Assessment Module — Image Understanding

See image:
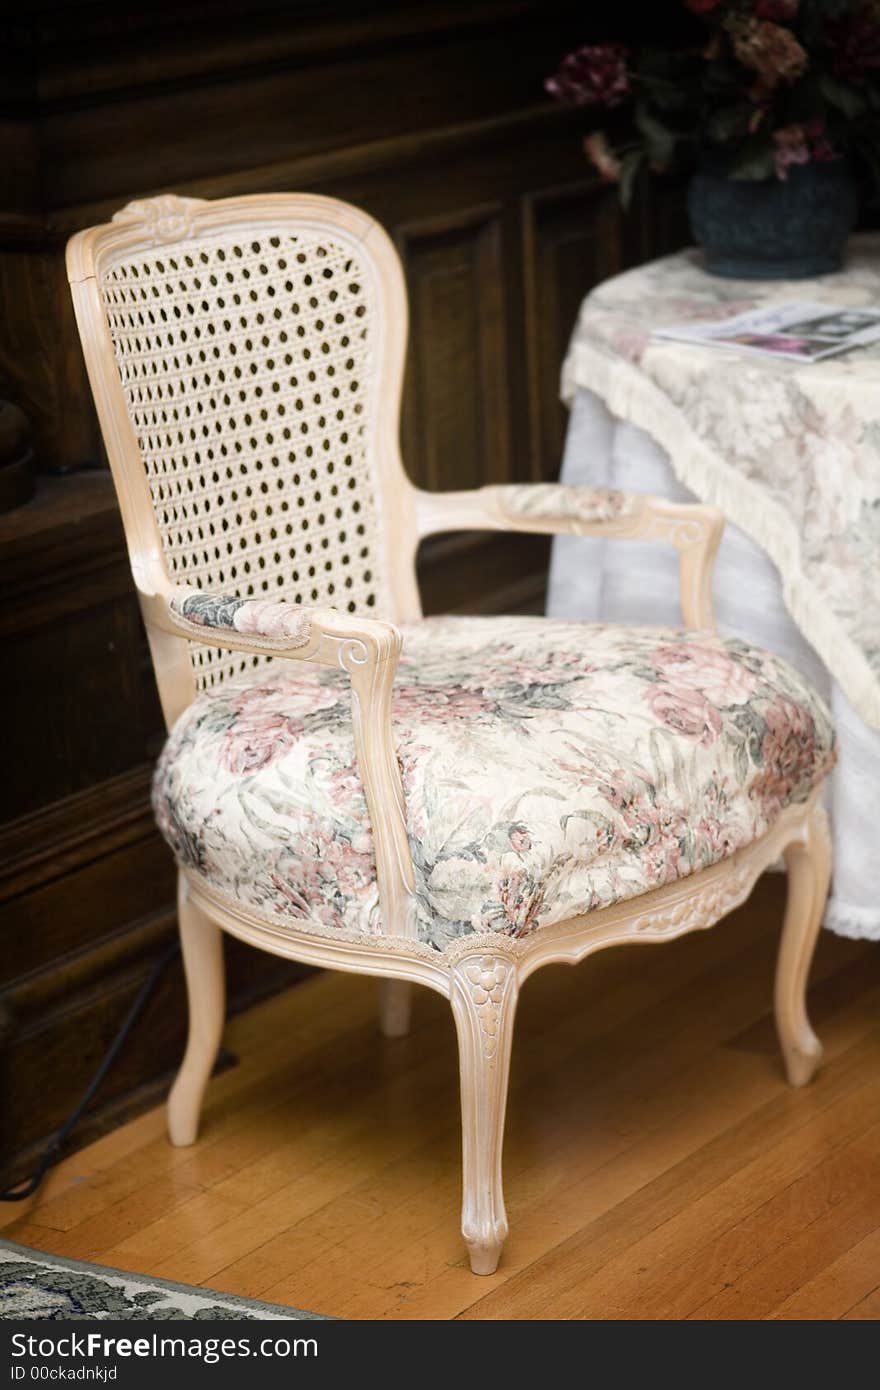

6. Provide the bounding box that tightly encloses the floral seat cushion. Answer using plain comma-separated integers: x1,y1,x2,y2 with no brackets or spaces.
153,616,835,951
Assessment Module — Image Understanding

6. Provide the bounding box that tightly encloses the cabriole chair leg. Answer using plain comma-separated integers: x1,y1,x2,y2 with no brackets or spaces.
775,806,831,1089
167,874,226,1147
451,953,519,1275
378,979,412,1038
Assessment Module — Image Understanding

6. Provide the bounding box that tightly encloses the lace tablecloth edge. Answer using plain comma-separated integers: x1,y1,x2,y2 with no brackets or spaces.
560,340,880,732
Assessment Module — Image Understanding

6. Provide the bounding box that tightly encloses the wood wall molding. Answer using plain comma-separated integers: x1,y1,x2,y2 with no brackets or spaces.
0,214,54,253
0,765,155,903
0,476,122,627
21,2,542,108
52,106,582,231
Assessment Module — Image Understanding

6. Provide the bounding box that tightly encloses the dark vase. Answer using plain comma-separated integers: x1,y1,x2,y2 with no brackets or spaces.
687,162,858,279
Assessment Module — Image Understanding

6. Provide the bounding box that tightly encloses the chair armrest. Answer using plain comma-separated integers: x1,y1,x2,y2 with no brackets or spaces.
413,483,724,630
168,590,316,646
144,585,417,940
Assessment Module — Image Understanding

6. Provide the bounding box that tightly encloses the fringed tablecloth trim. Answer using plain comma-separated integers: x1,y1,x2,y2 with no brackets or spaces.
562,340,880,731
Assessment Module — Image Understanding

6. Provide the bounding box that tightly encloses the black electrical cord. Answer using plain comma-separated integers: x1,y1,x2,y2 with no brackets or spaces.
0,939,181,1202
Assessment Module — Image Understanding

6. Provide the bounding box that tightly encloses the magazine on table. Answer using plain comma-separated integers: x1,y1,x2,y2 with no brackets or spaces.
653,300,880,362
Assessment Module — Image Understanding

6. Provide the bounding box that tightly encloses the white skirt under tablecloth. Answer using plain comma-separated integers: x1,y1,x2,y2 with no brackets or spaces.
548,389,880,940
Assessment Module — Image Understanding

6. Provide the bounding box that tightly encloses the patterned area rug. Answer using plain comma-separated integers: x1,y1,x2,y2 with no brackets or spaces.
0,1240,327,1320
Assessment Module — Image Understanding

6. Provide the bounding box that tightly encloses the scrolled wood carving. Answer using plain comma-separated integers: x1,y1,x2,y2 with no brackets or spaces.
111,194,206,243
629,863,754,936
456,954,517,1060
335,636,370,675
640,513,710,550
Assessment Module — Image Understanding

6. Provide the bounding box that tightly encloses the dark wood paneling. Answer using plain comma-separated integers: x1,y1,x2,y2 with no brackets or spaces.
400,205,509,493
41,35,557,211
418,532,551,619
0,769,168,986
0,245,99,472
0,0,688,1179
0,476,161,819
523,180,626,479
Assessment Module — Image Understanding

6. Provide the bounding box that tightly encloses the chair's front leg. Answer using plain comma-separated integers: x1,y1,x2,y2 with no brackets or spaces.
378,979,412,1037
775,804,831,1088
450,952,519,1275
167,873,226,1146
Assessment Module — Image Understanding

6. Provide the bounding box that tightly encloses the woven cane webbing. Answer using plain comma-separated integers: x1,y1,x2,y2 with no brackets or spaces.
100,227,390,688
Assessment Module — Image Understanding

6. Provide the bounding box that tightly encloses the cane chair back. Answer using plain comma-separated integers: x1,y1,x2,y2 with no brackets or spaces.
67,194,420,698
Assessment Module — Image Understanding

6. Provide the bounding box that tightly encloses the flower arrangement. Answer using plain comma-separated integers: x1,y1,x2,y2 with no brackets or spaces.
546,1,880,204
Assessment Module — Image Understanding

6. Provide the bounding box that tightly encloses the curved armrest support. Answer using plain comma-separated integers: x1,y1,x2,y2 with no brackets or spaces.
144,585,418,940
414,483,723,630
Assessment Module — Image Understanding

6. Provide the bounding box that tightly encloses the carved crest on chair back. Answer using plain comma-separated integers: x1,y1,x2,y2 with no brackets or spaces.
111,194,206,244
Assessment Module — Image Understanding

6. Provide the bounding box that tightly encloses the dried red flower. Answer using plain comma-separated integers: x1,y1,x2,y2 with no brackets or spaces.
583,131,622,182
546,2,878,198
755,0,800,20
772,124,810,178
545,42,630,109
824,7,880,84
773,119,839,178
732,18,808,89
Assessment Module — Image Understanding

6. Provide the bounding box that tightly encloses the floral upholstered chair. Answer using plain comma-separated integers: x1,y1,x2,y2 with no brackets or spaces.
67,194,835,1276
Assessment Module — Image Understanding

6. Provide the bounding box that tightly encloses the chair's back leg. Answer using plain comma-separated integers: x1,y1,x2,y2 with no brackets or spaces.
167,872,226,1146
450,952,519,1275
775,805,831,1089
378,979,412,1037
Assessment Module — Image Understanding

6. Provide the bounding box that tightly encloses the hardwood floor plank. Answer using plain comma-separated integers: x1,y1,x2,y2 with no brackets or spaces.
549,1062,880,1320
770,1224,880,1319
685,1126,880,1320
100,1189,249,1269
8,1176,206,1264
459,1022,880,1320
601,1108,880,1320
841,1284,880,1319
7,881,880,1321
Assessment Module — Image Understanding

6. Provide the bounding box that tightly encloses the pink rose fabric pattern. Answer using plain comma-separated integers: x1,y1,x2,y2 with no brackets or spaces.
153,614,834,951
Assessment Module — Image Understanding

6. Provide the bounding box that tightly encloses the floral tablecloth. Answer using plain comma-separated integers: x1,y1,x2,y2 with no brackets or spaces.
561,235,880,731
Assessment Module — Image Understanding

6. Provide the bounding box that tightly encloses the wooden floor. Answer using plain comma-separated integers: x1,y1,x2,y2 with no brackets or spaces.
4,875,880,1320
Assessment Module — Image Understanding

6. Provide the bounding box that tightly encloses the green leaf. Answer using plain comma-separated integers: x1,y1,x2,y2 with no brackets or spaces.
634,103,676,170
820,73,868,120
618,149,645,210
703,55,747,97
706,103,754,144
636,73,689,112
728,136,776,181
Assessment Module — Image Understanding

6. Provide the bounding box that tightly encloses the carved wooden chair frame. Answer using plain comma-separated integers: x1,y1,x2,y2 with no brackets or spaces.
67,193,830,1276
